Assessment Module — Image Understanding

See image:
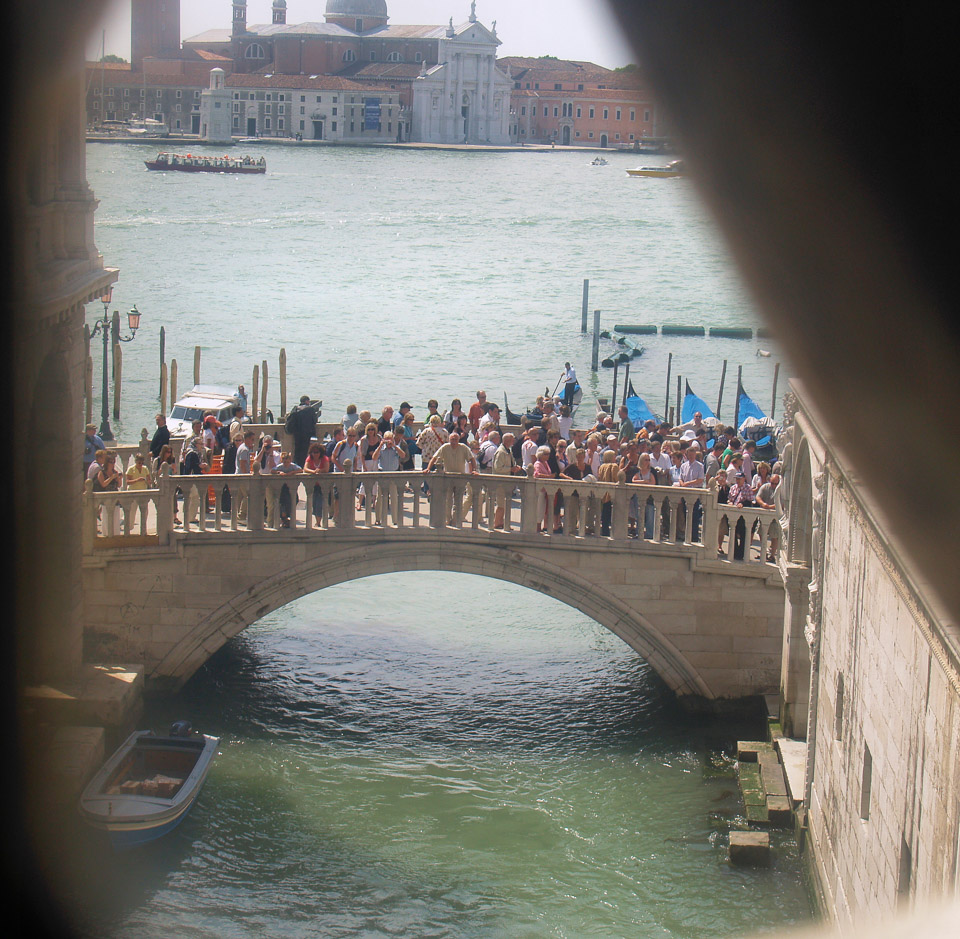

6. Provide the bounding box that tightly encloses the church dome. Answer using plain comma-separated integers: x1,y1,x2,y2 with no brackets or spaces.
324,0,388,17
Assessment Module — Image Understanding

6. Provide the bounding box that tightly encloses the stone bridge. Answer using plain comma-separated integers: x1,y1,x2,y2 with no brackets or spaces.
81,466,784,705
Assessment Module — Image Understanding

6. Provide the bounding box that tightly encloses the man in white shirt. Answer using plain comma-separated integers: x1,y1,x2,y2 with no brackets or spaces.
234,430,255,520
649,434,673,481
562,362,578,408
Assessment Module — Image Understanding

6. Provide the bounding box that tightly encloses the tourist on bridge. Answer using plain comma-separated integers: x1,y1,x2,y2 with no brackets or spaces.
149,414,170,460
332,426,360,473
92,451,122,493
416,414,448,467
376,406,394,436
84,424,104,479
477,403,501,441
423,431,477,525
285,395,318,467
342,404,359,434
275,452,302,528
443,398,466,432
303,442,331,527
468,391,487,432
617,405,635,443
125,452,152,491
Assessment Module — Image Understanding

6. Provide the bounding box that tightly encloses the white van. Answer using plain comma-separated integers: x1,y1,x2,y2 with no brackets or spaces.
167,384,240,437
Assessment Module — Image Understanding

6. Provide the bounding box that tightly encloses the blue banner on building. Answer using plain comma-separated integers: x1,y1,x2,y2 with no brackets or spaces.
364,98,381,129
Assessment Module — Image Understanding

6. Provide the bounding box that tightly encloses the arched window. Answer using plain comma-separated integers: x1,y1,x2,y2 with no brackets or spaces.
415,52,422,63
387,52,401,63
342,49,356,63
245,43,265,60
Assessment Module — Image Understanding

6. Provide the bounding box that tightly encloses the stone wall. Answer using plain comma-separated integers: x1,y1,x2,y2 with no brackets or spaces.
801,412,960,924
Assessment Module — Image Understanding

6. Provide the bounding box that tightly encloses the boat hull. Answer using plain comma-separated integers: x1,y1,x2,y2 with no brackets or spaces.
626,168,683,178
145,161,264,174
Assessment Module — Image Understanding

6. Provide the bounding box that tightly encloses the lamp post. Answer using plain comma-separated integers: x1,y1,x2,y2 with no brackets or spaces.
90,286,141,441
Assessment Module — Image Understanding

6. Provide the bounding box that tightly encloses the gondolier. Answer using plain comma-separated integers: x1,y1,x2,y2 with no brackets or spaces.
562,362,578,408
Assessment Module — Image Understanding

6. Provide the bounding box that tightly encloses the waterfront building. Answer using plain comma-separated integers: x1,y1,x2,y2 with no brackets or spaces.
227,72,405,142
501,57,672,147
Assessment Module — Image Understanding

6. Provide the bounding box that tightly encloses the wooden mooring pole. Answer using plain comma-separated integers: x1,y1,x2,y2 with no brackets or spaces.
591,309,601,371
717,359,727,419
581,279,589,333
664,352,672,419
771,362,781,419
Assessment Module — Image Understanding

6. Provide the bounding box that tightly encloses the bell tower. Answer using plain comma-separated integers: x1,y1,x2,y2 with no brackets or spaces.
273,0,287,26
232,0,248,37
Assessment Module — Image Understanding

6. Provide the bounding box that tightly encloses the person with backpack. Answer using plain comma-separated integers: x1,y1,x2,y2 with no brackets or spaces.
285,395,318,467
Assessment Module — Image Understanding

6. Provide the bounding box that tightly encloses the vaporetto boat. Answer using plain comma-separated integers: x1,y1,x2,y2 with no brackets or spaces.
145,152,266,174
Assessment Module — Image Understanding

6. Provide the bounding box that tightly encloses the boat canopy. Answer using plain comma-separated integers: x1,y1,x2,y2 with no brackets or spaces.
624,382,659,426
680,381,718,426
736,381,777,447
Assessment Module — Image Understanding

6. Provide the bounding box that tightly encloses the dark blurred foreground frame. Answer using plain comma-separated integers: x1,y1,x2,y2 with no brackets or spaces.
4,0,959,933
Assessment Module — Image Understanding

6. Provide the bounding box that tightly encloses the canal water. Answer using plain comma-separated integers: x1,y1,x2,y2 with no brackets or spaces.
74,143,808,938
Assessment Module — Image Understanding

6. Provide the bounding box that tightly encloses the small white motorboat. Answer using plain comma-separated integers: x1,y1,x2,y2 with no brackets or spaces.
79,722,219,850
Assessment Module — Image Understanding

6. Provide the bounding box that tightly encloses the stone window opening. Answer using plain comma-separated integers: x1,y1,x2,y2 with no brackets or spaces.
860,744,873,821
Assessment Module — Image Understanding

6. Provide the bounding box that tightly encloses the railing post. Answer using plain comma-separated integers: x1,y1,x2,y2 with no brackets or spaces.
612,477,628,540
428,468,446,529
82,479,96,552
157,467,174,545
339,460,356,529
248,467,265,532
521,466,538,534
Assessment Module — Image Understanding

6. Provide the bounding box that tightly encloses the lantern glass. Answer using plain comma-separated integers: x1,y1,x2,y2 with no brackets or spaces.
100,285,113,305
127,307,141,332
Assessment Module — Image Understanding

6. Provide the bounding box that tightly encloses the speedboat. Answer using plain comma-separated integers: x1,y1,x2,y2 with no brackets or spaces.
79,722,219,850
591,157,608,166
626,159,685,178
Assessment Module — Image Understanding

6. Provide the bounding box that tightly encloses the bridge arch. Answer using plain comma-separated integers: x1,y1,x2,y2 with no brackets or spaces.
154,542,714,699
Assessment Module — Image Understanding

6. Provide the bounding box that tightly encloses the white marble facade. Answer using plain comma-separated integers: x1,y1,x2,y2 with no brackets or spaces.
411,15,511,145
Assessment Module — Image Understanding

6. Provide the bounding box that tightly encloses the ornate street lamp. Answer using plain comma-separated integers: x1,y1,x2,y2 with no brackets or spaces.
90,287,141,442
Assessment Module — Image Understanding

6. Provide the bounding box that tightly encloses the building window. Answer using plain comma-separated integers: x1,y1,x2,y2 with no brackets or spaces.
415,52,422,62
576,107,581,118
123,88,129,97
176,104,182,112
278,105,285,114
554,83,562,90
234,103,240,112
245,43,265,59
543,106,548,116
630,109,636,121
195,91,200,98
369,51,376,61
644,110,651,122
388,52,401,62
589,108,595,119
300,106,305,115
93,100,100,109
343,49,356,63
577,83,584,91
332,121,337,132
176,90,182,99
520,106,526,116
616,109,621,120
355,17,362,31
265,118,271,130
332,107,337,116
553,107,558,117
265,104,272,114
603,108,609,119
278,119,284,130
860,744,873,820
588,131,594,138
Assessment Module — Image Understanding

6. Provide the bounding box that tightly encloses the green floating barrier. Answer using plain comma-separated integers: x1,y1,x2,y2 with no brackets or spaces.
613,324,659,335
599,330,612,339
708,327,754,339
661,325,706,336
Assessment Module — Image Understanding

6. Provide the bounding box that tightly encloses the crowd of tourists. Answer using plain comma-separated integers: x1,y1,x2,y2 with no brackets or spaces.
82,388,781,553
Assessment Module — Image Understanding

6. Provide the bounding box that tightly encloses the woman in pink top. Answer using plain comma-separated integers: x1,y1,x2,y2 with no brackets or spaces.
303,442,331,526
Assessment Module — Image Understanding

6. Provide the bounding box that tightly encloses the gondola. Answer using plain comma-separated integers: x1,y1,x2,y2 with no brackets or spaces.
621,381,660,427
735,380,779,461
504,375,582,425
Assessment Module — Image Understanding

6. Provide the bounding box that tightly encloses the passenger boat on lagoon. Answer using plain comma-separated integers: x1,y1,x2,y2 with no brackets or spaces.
79,722,219,850
626,159,685,178
144,152,266,174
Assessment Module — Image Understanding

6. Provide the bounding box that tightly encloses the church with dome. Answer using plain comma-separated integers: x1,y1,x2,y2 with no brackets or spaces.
179,0,512,144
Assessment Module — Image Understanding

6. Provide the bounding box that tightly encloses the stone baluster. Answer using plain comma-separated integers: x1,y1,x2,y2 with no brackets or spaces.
521,466,538,534
612,477,629,540
82,479,96,553
338,460,356,529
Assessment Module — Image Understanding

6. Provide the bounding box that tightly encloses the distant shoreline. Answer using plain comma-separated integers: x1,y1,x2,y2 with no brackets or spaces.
85,135,662,155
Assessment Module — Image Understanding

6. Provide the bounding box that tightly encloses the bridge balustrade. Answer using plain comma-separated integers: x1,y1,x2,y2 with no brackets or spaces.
82,461,780,567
